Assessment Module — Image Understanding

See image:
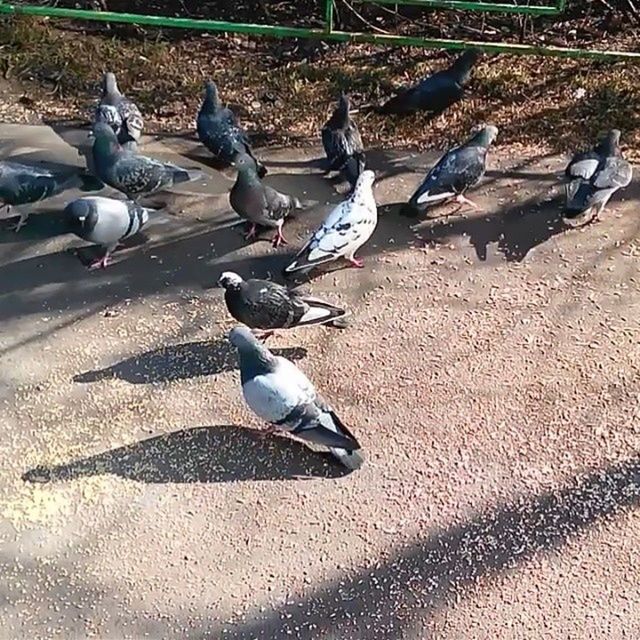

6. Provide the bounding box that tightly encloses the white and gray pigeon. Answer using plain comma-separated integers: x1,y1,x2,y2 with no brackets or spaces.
94,72,144,151
196,80,267,178
0,160,103,231
284,169,377,275
217,271,346,338
65,196,150,269
229,326,363,470
404,124,498,216
229,153,302,247
564,129,632,222
379,49,480,117
91,122,203,200
321,93,366,189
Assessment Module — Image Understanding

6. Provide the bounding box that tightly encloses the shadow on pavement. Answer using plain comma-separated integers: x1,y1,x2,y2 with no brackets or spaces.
216,456,640,638
73,337,307,384
22,424,351,484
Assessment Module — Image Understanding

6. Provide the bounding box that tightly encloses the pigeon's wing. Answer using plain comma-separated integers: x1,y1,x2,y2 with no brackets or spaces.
95,104,122,133
230,181,271,226
0,164,66,205
412,145,485,205
291,201,357,267
242,356,316,424
263,185,297,224
413,71,462,112
111,155,168,195
236,279,305,329
86,198,147,246
119,98,144,143
593,157,633,190
566,150,600,179
346,121,364,155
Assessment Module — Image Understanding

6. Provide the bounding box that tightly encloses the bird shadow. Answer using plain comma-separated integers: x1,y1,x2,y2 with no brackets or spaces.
73,336,307,384
418,194,569,263
22,424,351,484
0,208,69,241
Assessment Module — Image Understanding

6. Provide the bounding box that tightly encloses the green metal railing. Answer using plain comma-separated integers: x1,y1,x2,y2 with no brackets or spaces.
0,0,638,60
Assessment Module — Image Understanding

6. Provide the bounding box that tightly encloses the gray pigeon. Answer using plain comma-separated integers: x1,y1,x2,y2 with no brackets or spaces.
91,123,203,200
196,80,267,177
404,124,498,216
94,72,144,151
379,49,480,117
0,161,103,231
321,93,365,188
564,129,632,222
217,271,346,338
229,154,301,247
229,326,363,470
65,196,150,269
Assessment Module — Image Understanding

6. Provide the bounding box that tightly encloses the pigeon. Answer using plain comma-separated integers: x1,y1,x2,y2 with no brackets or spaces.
404,124,498,216
379,48,480,117
0,161,103,231
94,72,144,151
564,129,632,222
229,326,363,470
65,196,150,269
196,80,267,178
91,123,203,200
229,153,301,247
284,169,377,275
321,93,365,187
217,271,347,338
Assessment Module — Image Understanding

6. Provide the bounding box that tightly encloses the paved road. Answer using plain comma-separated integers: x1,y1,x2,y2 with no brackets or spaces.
1,124,639,639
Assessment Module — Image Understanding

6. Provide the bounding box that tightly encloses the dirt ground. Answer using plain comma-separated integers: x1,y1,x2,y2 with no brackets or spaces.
0,121,639,639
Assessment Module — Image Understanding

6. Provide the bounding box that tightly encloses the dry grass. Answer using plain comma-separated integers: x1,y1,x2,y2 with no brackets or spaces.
0,15,639,157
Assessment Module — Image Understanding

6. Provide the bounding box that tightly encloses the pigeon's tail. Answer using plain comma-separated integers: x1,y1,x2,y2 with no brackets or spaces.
284,252,333,276
325,410,364,471
330,446,364,471
296,297,347,328
399,201,421,218
172,167,205,185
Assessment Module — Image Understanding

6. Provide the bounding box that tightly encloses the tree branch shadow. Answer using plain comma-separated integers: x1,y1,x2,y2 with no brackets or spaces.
218,456,640,638
73,336,307,384
22,424,351,484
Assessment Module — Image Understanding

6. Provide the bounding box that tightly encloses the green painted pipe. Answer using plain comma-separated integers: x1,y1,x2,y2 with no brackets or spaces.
0,2,638,60
368,0,562,16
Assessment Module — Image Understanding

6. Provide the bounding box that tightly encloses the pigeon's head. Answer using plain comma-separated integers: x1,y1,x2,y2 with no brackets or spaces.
232,153,259,174
337,92,350,111
471,124,498,148
102,72,120,95
229,326,261,351
217,271,244,290
64,198,96,233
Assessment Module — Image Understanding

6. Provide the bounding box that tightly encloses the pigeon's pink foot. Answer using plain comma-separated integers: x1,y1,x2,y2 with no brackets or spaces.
271,228,288,248
89,255,111,270
257,424,278,439
347,256,365,268
244,224,258,241
455,193,479,209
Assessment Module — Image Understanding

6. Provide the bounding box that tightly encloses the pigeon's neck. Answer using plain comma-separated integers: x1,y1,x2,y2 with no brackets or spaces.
598,135,620,158
236,167,260,187
202,90,220,114
468,129,492,148
450,55,476,84
93,136,121,165
238,347,276,384
350,183,376,209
